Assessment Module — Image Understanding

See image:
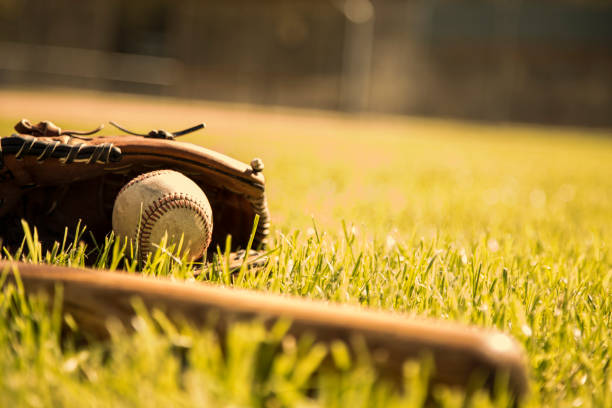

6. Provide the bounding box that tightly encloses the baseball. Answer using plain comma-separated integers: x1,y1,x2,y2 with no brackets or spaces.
112,169,213,262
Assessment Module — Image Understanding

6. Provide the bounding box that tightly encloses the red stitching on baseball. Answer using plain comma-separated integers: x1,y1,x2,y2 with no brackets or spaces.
138,192,213,261
117,169,177,197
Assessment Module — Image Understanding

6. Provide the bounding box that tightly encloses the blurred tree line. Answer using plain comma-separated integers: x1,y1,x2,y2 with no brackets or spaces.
0,0,611,127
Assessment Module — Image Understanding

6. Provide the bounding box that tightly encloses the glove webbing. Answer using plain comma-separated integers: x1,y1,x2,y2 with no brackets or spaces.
0,135,122,165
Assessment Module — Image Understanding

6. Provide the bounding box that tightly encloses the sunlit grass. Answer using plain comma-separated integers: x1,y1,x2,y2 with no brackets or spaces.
1,90,611,406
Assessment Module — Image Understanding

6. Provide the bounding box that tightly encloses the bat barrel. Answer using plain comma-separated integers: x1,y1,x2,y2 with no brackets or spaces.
1,261,528,399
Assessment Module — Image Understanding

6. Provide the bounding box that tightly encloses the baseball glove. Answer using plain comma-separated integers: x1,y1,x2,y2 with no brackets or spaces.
0,119,270,266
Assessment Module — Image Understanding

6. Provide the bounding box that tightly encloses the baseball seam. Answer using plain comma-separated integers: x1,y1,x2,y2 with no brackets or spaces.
137,192,213,261
117,169,176,197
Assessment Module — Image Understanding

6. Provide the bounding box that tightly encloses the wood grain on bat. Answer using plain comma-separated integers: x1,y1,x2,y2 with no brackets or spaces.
1,261,528,398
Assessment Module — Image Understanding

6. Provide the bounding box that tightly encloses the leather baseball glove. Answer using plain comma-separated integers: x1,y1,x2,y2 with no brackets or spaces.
0,119,270,267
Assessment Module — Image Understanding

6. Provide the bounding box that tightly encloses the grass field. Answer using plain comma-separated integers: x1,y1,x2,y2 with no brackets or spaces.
1,89,611,407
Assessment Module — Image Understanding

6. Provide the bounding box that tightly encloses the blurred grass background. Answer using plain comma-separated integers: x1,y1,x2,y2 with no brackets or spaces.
1,90,611,406
3,89,612,240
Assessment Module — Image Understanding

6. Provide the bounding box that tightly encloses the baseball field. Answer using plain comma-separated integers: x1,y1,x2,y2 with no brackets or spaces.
1,89,611,407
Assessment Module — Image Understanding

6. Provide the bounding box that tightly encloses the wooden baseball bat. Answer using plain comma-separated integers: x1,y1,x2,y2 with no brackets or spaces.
1,261,528,399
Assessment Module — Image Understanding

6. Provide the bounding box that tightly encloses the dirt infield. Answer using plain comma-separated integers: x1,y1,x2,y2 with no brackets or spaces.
3,88,610,145
0,88,389,141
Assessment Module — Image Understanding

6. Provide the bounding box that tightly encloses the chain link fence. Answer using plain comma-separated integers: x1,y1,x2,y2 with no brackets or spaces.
1,0,610,126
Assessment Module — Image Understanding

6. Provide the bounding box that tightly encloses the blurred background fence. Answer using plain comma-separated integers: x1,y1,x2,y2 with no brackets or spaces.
1,0,611,127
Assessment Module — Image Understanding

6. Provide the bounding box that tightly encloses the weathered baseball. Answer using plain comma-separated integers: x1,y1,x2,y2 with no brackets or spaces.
112,170,213,262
